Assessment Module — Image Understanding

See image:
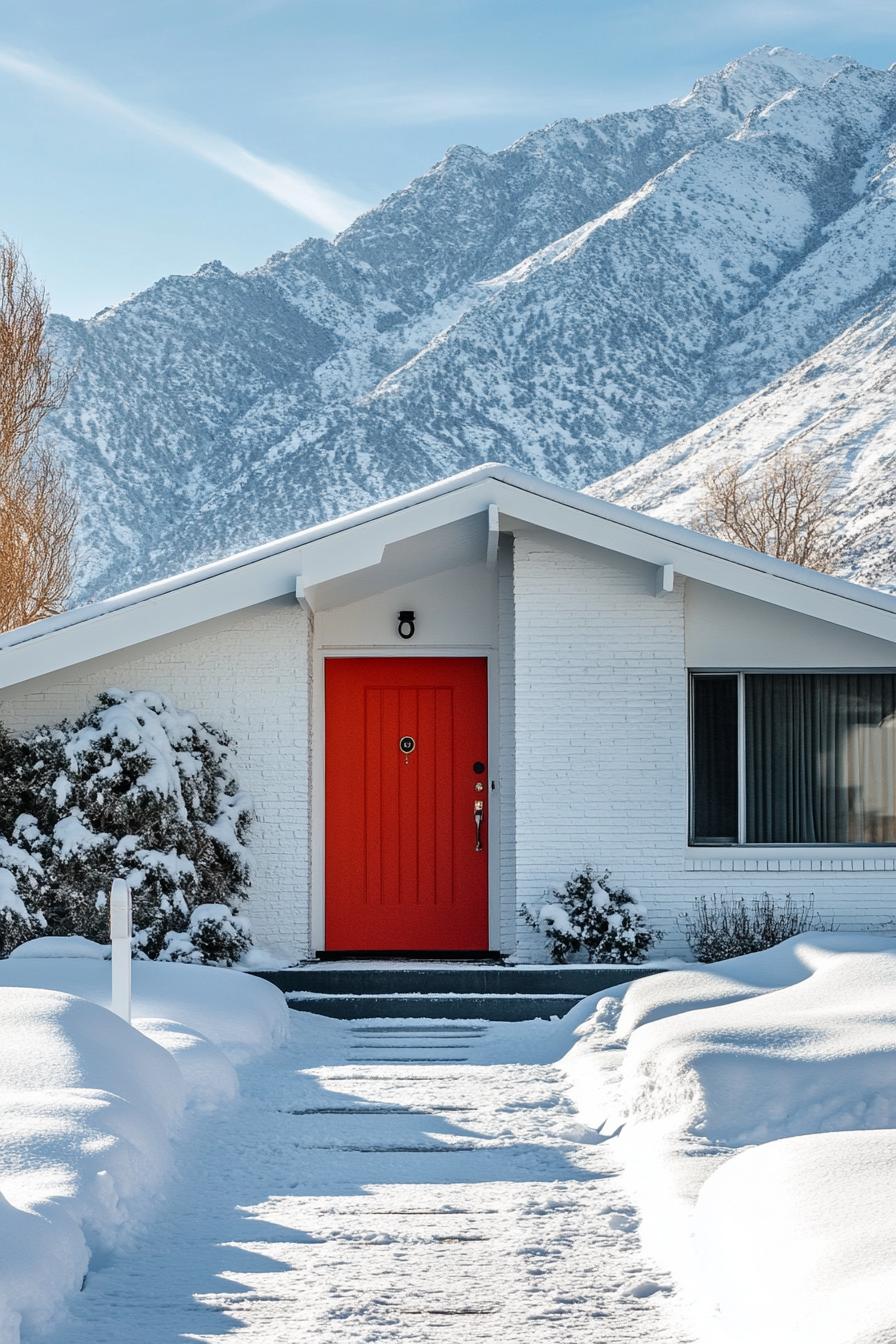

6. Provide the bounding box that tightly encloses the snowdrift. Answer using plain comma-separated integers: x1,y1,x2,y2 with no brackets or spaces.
0,988,181,1343
0,950,289,1343
696,1130,896,1344
624,946,896,1144
561,933,896,1343
2,939,289,1060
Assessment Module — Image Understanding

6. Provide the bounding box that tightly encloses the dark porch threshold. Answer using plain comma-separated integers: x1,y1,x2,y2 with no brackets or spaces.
314,950,506,962
249,961,666,1020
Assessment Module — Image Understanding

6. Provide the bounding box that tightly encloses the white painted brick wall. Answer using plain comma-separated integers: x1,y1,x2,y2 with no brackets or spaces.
0,599,313,960
511,530,896,959
5,539,896,966
497,536,517,951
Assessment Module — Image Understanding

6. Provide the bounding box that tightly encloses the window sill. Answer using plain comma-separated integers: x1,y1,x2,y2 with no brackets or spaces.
685,848,896,873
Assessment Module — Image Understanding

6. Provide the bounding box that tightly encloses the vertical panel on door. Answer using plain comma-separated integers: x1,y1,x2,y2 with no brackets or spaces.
325,657,488,951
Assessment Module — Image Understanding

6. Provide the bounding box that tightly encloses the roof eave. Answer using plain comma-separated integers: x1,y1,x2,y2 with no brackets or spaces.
1,462,895,691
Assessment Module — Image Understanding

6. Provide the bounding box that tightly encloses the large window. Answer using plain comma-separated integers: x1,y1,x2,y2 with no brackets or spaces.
690,672,896,845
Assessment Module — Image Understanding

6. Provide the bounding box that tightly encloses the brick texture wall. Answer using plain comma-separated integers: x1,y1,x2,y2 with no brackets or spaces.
4,540,895,965
511,529,896,959
0,599,313,959
497,536,517,950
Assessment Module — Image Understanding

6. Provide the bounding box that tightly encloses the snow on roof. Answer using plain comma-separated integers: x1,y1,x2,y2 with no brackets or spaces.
0,463,502,652
2,463,896,689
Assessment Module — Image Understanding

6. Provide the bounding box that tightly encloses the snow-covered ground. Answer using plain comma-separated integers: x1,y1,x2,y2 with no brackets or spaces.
23,1009,692,1343
562,932,896,1343
0,940,288,1062
2,933,894,1342
0,947,288,1344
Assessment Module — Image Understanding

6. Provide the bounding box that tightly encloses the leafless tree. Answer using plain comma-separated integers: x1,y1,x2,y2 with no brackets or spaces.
692,449,844,572
0,239,77,631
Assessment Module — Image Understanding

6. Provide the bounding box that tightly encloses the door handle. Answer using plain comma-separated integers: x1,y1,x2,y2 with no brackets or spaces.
474,799,484,852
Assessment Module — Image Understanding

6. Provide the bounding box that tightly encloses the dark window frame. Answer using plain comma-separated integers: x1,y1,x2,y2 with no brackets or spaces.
688,669,896,847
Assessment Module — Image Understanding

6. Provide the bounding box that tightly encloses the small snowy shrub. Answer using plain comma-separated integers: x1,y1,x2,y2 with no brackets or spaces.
679,892,834,963
0,691,254,961
160,903,251,967
522,865,660,964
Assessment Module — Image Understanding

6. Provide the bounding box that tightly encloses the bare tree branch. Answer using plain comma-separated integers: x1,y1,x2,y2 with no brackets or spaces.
691,449,844,573
0,239,77,632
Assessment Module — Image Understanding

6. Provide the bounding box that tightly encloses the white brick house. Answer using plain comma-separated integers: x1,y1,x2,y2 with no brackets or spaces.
3,464,896,962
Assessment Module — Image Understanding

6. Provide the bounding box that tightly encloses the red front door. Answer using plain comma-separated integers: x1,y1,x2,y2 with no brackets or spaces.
325,657,489,952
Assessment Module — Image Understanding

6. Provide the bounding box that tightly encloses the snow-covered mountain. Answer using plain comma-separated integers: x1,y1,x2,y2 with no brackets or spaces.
593,294,896,591
44,46,896,598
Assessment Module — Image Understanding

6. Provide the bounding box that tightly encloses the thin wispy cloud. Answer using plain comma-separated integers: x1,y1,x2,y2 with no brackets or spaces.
0,47,365,233
305,83,600,125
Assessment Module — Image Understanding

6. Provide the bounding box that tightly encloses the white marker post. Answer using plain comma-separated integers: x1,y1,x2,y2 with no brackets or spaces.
110,878,132,1024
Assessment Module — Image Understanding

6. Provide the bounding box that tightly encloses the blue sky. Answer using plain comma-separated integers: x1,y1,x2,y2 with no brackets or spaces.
3,0,894,317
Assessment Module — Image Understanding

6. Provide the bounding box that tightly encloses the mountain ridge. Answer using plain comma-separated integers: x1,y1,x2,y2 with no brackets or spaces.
42,46,896,598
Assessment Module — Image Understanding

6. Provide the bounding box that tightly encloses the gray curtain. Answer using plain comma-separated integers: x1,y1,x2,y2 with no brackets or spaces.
746,674,896,843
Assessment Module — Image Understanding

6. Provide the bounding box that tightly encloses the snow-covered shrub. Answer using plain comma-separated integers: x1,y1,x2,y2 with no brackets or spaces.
0,867,44,958
0,725,46,961
0,720,18,829
0,822,48,957
679,892,833,963
160,903,251,967
522,865,660,964
0,691,254,961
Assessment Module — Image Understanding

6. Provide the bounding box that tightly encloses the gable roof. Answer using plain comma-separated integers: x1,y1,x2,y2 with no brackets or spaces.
2,462,896,690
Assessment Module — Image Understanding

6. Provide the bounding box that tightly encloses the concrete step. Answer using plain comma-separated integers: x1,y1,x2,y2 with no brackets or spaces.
253,964,664,998
283,992,588,1021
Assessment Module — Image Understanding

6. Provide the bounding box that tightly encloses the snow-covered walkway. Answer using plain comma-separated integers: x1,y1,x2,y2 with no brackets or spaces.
46,1013,693,1343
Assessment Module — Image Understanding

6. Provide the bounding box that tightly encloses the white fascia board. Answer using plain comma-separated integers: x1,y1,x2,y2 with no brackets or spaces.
0,463,503,648
0,483,500,690
4,460,896,690
297,481,496,588
0,548,303,690
492,478,896,644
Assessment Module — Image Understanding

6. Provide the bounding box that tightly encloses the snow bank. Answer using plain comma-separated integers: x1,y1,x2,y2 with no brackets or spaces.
0,954,288,1342
136,1018,239,1111
616,930,885,1036
0,1192,84,1344
624,946,896,1145
0,987,183,1343
10,935,108,959
0,950,289,1061
559,933,896,1341
695,1130,896,1344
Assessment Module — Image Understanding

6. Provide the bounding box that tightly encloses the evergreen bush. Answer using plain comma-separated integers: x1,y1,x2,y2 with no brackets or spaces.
160,903,252,967
522,865,660,964
0,690,254,961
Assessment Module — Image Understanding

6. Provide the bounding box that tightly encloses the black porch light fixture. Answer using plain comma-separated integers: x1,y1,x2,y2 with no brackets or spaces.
397,610,416,640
